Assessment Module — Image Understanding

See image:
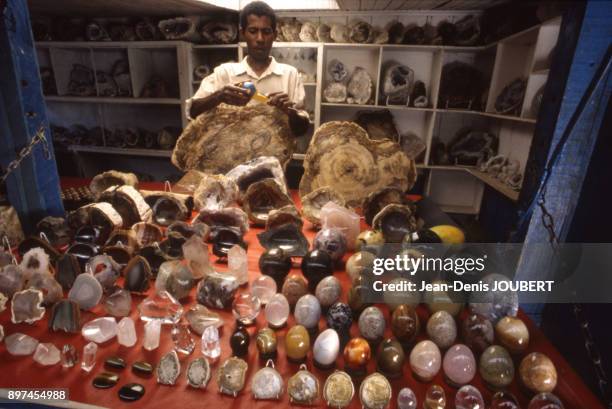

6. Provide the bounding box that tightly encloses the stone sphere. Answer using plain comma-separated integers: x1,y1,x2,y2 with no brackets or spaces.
343,337,371,374
461,313,494,355
300,250,333,292
281,274,309,307
358,306,385,344
383,277,421,311
258,247,291,288
326,302,353,333
519,352,557,393
409,340,441,382
479,345,515,389
251,275,277,305
495,316,529,354
426,310,457,350
264,293,290,328
397,387,417,409
294,294,321,329
377,338,405,379
391,304,420,345
313,228,347,262
345,251,375,283
442,344,476,386
313,328,340,368
315,275,341,308
286,324,310,362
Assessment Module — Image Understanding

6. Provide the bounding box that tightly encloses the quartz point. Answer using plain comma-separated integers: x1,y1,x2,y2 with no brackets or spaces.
117,317,137,347
143,319,162,351
33,342,61,366
68,272,103,311
201,325,221,359
5,332,39,356
320,201,360,250
455,385,485,409
156,260,195,300
228,245,248,285
397,387,417,409
104,287,132,317
61,344,78,368
82,316,117,343
157,350,181,385
81,342,98,372
172,322,196,355
251,275,277,305
138,290,183,324
182,235,214,279
11,288,45,324
232,292,261,325
185,304,224,335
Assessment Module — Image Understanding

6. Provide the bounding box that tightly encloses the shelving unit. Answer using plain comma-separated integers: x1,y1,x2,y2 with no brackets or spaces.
36,14,562,215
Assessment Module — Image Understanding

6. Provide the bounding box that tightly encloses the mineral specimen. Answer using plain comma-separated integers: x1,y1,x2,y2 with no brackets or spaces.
315,275,342,309
495,316,530,354
358,306,386,344
301,186,346,226
455,385,485,409
313,328,340,368
323,82,348,103
344,337,371,375
11,288,45,324
243,179,293,226
196,272,239,310
217,357,248,396
68,268,103,311
347,67,373,104
382,63,414,104
288,364,319,405
442,344,477,386
313,228,347,263
157,350,181,385
5,333,39,356
256,327,277,360
232,292,261,325
519,352,557,393
104,287,132,317
185,304,223,335
81,342,98,372
251,275,277,305
398,387,417,409
27,272,62,306
187,357,211,389
426,310,457,350
479,345,515,389
117,317,137,347
193,173,239,211
143,319,161,351
409,340,441,381
264,293,290,328
82,316,117,343
33,343,61,366
286,325,310,362
359,372,391,409
49,299,81,333
156,260,194,300
257,223,309,257
138,291,183,324
252,359,284,400
202,325,221,359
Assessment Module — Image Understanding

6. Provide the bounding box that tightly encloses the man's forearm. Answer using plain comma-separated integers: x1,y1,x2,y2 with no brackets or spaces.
189,92,221,119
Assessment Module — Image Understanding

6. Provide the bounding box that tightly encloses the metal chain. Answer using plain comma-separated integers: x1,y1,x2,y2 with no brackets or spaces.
0,126,50,185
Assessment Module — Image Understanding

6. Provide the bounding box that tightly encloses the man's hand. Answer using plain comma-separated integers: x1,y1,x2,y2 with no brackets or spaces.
267,91,295,114
216,85,251,106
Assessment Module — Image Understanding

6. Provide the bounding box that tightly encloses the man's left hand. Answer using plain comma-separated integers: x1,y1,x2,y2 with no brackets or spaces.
267,92,295,114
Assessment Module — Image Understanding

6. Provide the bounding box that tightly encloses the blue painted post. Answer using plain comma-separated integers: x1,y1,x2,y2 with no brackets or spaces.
515,1,612,323
0,0,64,234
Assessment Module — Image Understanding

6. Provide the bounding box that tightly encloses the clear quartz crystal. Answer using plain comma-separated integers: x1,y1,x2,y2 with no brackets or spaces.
398,387,417,409
251,275,277,305
81,342,97,372
33,343,61,366
117,317,137,347
201,325,221,360
228,245,248,285
138,291,183,324
144,319,162,351
232,292,261,325
172,322,195,355
320,201,360,250
61,344,78,368
183,235,214,279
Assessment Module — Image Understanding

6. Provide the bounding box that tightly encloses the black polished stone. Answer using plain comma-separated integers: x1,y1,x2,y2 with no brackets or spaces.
103,245,132,267
123,256,152,293
301,249,333,292
118,383,145,401
230,326,250,357
66,242,99,272
209,227,246,258
55,253,81,290
48,299,81,333
256,224,309,257
93,372,119,389
258,247,292,288
105,356,126,370
132,361,153,376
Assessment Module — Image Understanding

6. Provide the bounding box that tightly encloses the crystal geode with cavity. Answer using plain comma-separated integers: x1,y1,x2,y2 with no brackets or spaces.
11,288,45,324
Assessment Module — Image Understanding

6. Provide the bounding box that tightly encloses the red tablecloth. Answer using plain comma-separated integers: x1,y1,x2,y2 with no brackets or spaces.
0,180,604,409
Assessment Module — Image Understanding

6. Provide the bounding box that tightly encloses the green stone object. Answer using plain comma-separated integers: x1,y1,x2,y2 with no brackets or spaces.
132,361,153,376
92,372,119,389
105,356,126,370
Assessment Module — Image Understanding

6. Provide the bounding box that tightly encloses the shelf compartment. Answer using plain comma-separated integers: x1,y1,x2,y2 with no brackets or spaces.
427,169,484,215
322,45,379,105
91,48,132,97
128,47,180,99
49,47,96,96
467,168,519,202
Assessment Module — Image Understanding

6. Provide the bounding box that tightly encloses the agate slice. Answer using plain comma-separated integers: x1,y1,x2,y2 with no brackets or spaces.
301,186,346,226
11,288,45,324
217,357,248,397
68,273,103,311
157,350,181,385
187,357,211,389
372,203,417,243
243,179,293,226
347,67,373,105
49,299,81,333
265,204,303,231
324,82,348,103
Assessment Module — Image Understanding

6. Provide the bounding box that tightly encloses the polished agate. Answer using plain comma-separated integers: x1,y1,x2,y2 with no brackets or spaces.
123,256,152,293
27,272,62,306
495,316,529,354
294,294,321,329
461,313,494,354
519,352,557,393
313,328,340,368
345,251,375,283
157,350,181,385
187,357,211,389
479,345,515,389
358,306,385,344
409,340,441,382
217,357,248,396
288,364,319,405
11,288,45,324
315,275,342,308
391,303,420,345
281,274,309,307
455,385,485,409
442,344,476,386
68,273,103,311
343,337,371,375
265,292,290,327
256,327,277,360
427,310,457,350
377,338,405,379
286,325,310,362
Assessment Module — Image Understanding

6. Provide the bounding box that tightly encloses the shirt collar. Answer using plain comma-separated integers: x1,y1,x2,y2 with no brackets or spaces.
236,56,283,79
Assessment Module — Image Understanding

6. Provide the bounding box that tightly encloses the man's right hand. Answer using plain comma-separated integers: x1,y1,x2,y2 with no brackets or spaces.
215,85,251,106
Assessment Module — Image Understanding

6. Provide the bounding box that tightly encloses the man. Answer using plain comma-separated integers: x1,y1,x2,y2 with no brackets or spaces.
186,1,310,136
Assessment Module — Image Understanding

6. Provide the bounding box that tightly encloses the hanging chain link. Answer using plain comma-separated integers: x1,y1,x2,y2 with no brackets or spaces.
0,126,50,185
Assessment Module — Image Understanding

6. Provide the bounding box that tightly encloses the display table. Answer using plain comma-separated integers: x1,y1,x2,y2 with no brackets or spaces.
0,179,603,409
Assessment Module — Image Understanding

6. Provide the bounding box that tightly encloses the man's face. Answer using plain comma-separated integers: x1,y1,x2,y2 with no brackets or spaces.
243,14,275,61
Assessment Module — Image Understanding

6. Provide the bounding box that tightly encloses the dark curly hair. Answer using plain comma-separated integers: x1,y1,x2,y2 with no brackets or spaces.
240,1,276,31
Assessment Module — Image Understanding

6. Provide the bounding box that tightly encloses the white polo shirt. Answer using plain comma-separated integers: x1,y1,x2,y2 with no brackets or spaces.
186,56,307,120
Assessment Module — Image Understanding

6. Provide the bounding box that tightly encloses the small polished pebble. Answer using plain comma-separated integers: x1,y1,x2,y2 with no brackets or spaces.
461,313,494,355
424,384,446,409
455,385,485,409
442,344,476,386
93,372,119,389
528,392,565,409
286,325,310,363
343,337,371,375
281,274,309,307
479,345,515,389
264,293,290,328
118,383,145,402
397,387,417,409
409,340,441,382
490,391,520,409
230,325,251,357
426,310,457,350
326,302,353,334
495,316,530,354
519,352,557,393
315,276,342,309
294,294,321,330
132,361,153,376
377,338,405,379
358,306,385,344
391,304,420,345
104,356,126,371
256,327,277,360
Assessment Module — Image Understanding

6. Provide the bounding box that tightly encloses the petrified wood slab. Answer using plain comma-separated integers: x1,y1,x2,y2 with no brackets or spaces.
172,103,294,174
299,121,416,207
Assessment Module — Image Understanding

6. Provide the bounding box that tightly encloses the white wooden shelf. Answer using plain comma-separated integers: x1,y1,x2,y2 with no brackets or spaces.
68,145,173,158
45,96,182,105
467,168,520,202
36,41,183,48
